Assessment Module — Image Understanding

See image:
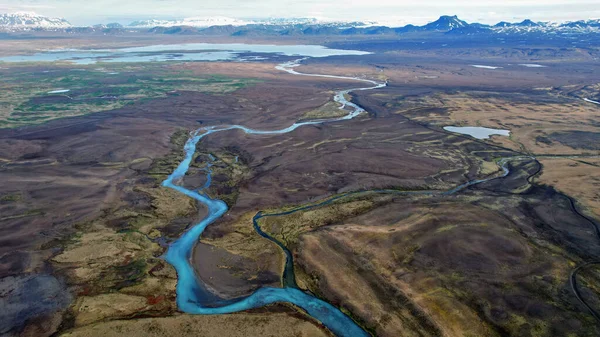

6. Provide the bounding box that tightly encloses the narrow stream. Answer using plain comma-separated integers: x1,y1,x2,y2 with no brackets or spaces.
162,59,384,337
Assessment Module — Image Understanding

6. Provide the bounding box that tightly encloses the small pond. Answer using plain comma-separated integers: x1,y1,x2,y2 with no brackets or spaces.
444,126,510,139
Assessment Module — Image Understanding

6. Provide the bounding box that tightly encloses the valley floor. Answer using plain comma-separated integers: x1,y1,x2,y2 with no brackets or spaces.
1,34,599,337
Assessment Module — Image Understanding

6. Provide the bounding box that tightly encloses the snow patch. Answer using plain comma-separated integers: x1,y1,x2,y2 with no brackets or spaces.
584,98,600,105
471,65,502,69
519,64,547,68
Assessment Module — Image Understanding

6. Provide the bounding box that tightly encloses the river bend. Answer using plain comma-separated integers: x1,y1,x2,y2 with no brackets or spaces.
162,59,384,337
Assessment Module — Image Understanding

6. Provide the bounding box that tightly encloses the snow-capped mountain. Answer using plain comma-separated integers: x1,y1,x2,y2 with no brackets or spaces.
422,15,468,31
128,16,373,28
129,16,250,28
556,19,600,32
251,17,375,27
490,19,600,35
0,12,71,29
409,16,600,35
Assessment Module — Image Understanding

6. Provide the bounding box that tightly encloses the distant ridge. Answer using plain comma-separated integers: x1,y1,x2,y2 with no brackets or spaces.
1,13,599,36
131,15,600,36
127,16,374,28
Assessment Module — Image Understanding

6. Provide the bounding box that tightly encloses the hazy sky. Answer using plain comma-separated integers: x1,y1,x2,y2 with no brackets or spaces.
1,0,599,25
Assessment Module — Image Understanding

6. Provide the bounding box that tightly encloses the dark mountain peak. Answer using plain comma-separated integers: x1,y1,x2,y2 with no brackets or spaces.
517,19,540,27
423,15,468,31
494,21,512,27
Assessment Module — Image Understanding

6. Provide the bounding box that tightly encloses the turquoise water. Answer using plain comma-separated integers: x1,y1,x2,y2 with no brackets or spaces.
161,60,384,337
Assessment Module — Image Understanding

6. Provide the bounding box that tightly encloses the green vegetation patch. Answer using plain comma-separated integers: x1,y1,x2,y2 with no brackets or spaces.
258,196,376,247
148,129,190,181
0,63,261,128
0,193,22,202
299,101,346,121
191,145,252,207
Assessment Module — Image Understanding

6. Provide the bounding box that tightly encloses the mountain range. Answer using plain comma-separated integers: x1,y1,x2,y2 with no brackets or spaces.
127,17,373,28
1,12,599,37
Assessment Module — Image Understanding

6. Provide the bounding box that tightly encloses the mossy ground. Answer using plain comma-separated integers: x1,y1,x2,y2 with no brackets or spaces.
0,63,261,128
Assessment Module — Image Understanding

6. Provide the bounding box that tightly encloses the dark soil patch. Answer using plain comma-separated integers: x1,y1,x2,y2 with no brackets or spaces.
548,131,600,150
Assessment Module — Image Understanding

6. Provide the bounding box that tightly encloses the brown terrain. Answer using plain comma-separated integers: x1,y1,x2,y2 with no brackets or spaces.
0,34,599,337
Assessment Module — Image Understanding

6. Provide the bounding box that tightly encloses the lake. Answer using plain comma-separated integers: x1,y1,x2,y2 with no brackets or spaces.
0,43,370,64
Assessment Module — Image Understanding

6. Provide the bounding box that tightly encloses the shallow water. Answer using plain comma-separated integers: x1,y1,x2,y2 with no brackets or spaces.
0,43,370,64
444,126,510,139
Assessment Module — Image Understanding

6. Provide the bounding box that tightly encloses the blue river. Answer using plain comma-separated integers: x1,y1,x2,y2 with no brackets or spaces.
162,59,385,337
